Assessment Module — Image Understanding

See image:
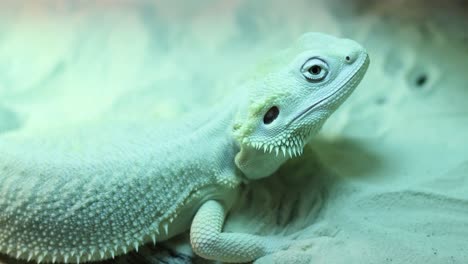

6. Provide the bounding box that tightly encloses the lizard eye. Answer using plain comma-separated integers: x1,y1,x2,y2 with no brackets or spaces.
301,58,329,82
309,65,321,75
263,106,279,125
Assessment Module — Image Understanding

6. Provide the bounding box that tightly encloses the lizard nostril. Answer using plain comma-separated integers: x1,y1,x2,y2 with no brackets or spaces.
345,54,357,64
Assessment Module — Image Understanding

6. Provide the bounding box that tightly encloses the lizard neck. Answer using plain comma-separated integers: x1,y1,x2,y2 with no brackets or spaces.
229,87,290,180
234,144,289,180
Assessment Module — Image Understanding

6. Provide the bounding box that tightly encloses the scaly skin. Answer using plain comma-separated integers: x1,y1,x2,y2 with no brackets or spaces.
0,33,369,263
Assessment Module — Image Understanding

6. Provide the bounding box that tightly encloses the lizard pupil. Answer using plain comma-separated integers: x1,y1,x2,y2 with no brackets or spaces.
263,106,279,125
309,65,321,75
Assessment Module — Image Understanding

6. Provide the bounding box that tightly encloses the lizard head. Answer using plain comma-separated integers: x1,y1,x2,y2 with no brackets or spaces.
233,32,370,180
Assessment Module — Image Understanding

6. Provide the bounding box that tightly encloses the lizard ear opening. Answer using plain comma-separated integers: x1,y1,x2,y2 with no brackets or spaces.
263,106,279,125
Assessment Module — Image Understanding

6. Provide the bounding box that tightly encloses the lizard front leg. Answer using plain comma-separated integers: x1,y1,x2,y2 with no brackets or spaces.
190,200,288,263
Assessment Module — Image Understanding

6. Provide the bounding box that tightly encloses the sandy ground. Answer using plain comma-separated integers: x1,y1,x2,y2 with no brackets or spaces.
0,1,467,263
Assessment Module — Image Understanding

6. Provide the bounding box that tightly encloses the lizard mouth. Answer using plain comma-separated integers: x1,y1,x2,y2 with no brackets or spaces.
288,54,370,126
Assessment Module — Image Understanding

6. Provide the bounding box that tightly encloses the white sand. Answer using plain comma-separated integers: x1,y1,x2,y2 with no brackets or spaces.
0,1,467,263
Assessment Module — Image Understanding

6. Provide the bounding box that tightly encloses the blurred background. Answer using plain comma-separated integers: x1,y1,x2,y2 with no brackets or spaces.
0,1,467,263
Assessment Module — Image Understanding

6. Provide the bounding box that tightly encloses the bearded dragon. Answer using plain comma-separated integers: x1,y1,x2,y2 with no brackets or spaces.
0,32,369,263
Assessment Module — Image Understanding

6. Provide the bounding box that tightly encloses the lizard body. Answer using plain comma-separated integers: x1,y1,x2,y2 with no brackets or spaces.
0,33,369,263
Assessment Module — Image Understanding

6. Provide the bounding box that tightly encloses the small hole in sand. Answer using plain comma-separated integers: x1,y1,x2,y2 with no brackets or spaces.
345,56,350,61
415,74,428,87
375,97,387,105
